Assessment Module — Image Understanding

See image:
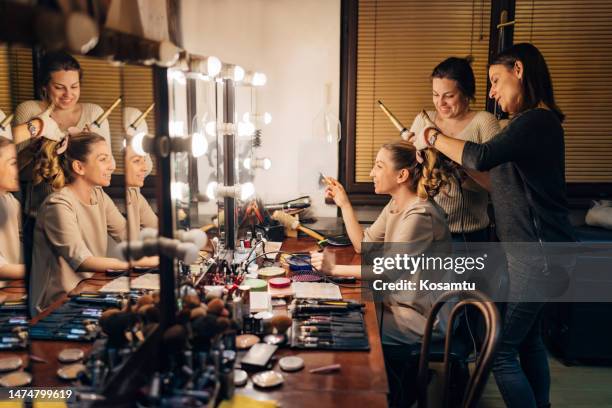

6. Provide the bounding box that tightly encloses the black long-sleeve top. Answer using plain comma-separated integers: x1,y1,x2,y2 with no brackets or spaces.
462,108,576,243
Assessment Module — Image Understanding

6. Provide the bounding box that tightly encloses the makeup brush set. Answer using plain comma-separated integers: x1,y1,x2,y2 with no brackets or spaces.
29,292,139,342
0,304,28,350
289,299,369,350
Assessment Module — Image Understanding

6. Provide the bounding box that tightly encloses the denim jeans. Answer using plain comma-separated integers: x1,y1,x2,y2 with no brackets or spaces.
493,254,551,408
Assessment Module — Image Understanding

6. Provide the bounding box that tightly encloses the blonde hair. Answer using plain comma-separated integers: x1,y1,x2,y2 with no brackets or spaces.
25,132,107,191
380,141,451,199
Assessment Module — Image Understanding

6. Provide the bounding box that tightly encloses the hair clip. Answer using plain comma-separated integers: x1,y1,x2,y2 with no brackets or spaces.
56,134,69,155
416,150,424,164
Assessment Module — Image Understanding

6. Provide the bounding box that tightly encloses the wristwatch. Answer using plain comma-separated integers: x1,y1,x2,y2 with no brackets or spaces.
427,129,440,147
26,120,39,138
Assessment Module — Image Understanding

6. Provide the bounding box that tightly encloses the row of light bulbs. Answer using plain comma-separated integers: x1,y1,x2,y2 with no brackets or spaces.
168,58,267,86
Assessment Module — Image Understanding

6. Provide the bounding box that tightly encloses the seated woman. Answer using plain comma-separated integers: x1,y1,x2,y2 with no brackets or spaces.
312,141,452,407
0,137,24,281
29,132,156,315
125,144,157,240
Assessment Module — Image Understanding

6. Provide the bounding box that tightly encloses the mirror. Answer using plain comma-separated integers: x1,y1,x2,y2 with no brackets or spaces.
0,42,29,384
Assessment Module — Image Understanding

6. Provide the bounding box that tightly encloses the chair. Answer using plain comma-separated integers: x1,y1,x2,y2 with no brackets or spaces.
417,290,501,408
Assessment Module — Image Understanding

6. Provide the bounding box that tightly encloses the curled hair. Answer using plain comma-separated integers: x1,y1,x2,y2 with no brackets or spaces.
431,57,476,102
381,141,452,199
30,132,107,190
490,43,564,122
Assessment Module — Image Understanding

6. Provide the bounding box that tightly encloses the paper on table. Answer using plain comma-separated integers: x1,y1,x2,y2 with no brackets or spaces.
99,273,160,293
250,291,272,313
293,282,342,300
264,241,283,260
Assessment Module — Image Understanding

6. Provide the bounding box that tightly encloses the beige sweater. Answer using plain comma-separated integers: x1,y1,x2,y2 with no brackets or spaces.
409,110,500,233
126,187,158,240
363,198,453,345
0,192,22,267
14,100,111,144
30,186,126,314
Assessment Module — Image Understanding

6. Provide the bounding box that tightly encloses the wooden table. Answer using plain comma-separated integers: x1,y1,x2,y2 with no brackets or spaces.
22,238,389,407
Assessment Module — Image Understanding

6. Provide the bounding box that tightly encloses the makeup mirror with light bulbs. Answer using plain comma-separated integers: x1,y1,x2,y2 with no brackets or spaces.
0,43,30,364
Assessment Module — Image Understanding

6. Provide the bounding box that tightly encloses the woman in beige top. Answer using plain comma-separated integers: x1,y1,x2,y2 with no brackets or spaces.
313,141,453,407
30,133,156,314
13,51,110,144
0,137,24,280
409,57,500,242
125,145,157,240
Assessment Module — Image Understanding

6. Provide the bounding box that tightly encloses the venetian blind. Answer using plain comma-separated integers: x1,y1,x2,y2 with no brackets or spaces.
74,55,125,172
0,45,34,115
355,0,491,182
514,0,612,182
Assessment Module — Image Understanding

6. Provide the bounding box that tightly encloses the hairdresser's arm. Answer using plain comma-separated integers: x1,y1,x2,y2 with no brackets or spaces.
463,169,491,192
325,178,364,253
0,264,25,279
12,119,43,144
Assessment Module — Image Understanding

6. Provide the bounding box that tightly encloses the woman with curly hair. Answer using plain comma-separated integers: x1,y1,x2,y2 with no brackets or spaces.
311,141,453,407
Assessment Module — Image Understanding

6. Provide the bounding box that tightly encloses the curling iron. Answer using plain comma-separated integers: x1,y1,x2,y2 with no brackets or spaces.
130,103,155,130
0,113,13,130
92,96,122,128
377,99,411,140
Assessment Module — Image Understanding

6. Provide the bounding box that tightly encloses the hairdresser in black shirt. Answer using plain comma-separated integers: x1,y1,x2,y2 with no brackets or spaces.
412,43,575,408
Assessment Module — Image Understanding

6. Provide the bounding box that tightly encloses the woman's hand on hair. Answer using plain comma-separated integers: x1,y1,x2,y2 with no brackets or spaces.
410,126,435,151
324,177,350,209
310,251,336,275
35,105,65,141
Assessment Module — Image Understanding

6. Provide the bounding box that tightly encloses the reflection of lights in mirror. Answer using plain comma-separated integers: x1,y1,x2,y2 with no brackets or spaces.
206,56,222,77
243,112,272,125
171,181,189,202
168,69,186,85
169,120,185,137
191,132,208,157
205,121,217,137
237,121,255,137
243,157,271,170
222,64,245,82
206,182,256,201
244,71,267,87
131,132,150,156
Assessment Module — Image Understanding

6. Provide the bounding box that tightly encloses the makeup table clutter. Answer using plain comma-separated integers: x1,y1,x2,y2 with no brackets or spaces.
23,238,388,407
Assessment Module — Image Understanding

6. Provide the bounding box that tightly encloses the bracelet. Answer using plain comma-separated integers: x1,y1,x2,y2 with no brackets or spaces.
26,120,38,138
427,129,440,147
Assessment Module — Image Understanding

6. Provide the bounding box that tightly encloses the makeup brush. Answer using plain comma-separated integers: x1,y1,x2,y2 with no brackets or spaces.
271,315,292,335
377,100,411,140
272,210,325,242
92,96,122,128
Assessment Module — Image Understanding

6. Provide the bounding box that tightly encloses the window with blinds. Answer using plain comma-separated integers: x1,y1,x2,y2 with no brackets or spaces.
355,0,491,182
0,44,34,115
514,0,612,182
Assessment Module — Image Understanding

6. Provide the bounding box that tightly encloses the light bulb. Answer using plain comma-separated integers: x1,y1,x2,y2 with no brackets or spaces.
171,181,188,201
233,65,245,82
169,120,185,137
131,132,147,156
262,158,272,170
206,181,218,200
237,121,255,137
205,121,217,137
207,56,222,77
241,182,255,200
122,138,127,149
243,158,252,170
191,132,208,157
263,112,272,125
168,69,186,85
252,72,267,86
